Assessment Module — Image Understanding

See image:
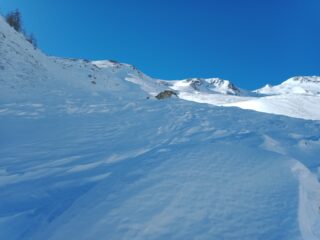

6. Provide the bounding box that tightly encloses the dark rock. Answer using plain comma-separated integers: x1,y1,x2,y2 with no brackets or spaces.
155,90,177,100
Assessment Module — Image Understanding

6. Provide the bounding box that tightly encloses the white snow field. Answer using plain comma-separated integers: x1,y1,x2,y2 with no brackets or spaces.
1,16,320,240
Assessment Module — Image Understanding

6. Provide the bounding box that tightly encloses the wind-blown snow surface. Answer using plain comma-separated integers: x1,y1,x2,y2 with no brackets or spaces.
1,100,320,240
1,16,320,240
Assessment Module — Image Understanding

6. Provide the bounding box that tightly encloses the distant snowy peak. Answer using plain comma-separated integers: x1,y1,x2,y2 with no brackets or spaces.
169,78,242,95
256,76,320,96
287,76,320,84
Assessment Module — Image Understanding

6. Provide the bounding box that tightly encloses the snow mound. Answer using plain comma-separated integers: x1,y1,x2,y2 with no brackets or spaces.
292,161,320,240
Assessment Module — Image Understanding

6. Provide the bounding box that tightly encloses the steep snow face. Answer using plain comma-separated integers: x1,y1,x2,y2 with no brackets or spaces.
0,16,165,102
0,16,51,100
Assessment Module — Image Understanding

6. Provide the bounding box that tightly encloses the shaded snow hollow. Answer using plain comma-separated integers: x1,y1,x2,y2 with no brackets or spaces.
1,15,320,240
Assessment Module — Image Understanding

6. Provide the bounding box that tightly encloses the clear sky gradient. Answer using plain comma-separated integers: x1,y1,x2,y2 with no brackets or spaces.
0,0,319,89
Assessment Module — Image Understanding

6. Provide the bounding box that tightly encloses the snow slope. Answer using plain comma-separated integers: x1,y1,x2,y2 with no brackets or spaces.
256,76,320,96
159,77,320,120
1,15,320,240
225,94,320,121
1,14,320,120
1,99,320,240
0,16,165,103
225,77,320,120
127,74,320,120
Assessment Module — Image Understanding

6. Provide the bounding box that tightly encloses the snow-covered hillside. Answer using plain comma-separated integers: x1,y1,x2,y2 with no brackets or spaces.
0,15,167,103
1,14,320,120
227,76,320,120
1,15,320,240
256,76,320,95
160,76,320,120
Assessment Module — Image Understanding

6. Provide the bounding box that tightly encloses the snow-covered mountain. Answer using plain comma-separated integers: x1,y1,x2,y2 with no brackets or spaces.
0,16,162,102
168,78,242,95
1,15,320,240
225,77,320,120
1,12,320,120
256,76,320,95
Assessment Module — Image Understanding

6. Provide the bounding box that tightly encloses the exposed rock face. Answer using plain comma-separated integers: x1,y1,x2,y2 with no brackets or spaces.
155,90,178,99
185,78,241,95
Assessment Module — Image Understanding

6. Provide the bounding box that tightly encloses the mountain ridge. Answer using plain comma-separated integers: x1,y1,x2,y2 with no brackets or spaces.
1,15,320,120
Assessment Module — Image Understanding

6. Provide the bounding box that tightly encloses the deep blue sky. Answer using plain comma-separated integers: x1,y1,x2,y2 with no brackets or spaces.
0,0,319,89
